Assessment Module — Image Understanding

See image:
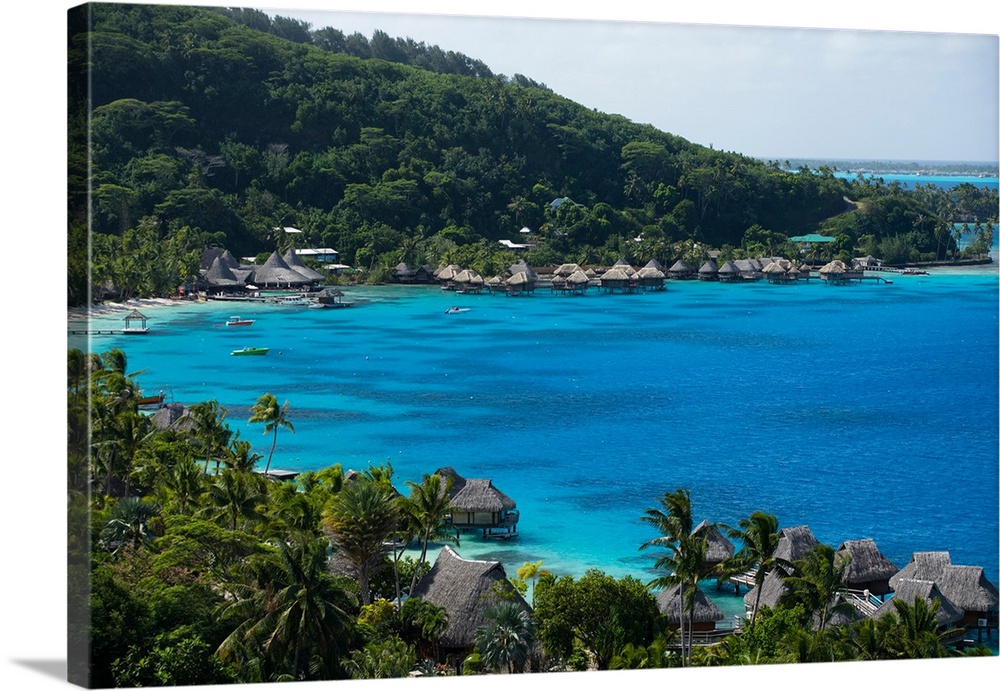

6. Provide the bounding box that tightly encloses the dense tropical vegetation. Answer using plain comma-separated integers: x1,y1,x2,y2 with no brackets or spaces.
67,3,997,306
69,346,992,685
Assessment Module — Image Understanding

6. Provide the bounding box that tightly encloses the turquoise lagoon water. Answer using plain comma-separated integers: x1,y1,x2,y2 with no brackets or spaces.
77,265,999,623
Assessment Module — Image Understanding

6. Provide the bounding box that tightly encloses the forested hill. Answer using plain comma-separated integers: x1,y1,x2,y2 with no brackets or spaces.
68,3,855,302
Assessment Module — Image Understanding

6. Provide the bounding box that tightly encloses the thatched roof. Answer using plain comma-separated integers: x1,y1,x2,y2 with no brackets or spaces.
819,260,848,275
743,569,789,611
698,260,718,274
567,269,590,285
691,520,735,564
252,251,311,286
643,259,665,271
508,260,538,280
935,565,999,613
600,267,632,282
220,249,242,269
150,402,196,432
717,260,740,274
409,546,531,649
874,579,963,626
432,466,467,495
204,256,244,286
612,259,637,276
453,269,484,285
889,551,952,590
394,262,416,277
507,271,534,287
450,479,516,512
656,584,724,624
637,266,666,280
775,525,821,563
837,539,898,585
435,264,463,280
553,263,581,276
200,247,224,270
283,250,325,282
762,261,788,274
668,260,693,273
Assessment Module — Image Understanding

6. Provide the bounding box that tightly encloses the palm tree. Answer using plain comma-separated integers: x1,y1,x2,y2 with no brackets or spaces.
323,477,399,606
217,538,357,681
226,435,263,473
639,488,702,666
474,601,537,674
189,400,232,474
162,455,206,515
889,596,959,659
248,393,294,475
724,511,787,633
101,497,161,556
779,544,852,631
202,469,266,532
401,473,458,594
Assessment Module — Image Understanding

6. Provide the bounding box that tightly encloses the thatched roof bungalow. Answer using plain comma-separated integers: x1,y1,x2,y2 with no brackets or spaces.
656,584,725,632
889,551,952,590
743,569,790,618
202,256,245,292
697,260,719,281
775,525,821,564
935,565,999,630
733,259,762,281
598,266,635,293
393,262,417,283
409,546,532,652
150,402,196,433
637,265,666,291
873,578,964,630
505,270,536,295
668,259,694,279
691,519,734,570
553,262,581,277
453,269,485,293
837,538,898,596
448,478,519,537
717,260,741,283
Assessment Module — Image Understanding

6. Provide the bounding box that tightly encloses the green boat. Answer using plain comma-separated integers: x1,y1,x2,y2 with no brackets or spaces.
231,347,269,356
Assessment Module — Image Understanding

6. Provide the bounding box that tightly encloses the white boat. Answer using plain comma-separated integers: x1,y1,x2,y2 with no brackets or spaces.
445,306,471,314
226,316,255,326
277,294,310,306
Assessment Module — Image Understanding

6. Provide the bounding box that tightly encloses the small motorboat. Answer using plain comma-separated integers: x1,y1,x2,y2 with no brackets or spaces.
226,316,255,326
445,306,470,314
278,294,310,306
231,347,270,356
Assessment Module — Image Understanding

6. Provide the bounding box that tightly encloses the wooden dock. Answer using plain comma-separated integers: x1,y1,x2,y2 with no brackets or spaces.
68,329,127,336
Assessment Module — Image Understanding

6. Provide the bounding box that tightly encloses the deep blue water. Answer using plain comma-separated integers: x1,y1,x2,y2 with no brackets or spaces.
77,265,999,622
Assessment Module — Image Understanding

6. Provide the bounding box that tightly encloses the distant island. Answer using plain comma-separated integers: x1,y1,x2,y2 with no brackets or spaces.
779,158,999,177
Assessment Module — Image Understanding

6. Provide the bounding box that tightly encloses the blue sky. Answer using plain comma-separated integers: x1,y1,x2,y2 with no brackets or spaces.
250,0,1000,163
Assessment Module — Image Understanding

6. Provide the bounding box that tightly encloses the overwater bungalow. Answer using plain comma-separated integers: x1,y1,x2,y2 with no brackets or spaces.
409,546,532,657
433,467,519,537
505,270,536,295
599,266,635,293
763,259,798,284
873,578,965,637
656,583,725,633
553,262,582,277
743,569,790,621
453,269,485,294
717,260,741,283
836,538,898,597
691,519,734,572
697,260,719,281
636,264,666,291
566,269,591,294
733,259,762,281
149,402,196,433
775,525,822,563
891,552,999,633
668,259,695,280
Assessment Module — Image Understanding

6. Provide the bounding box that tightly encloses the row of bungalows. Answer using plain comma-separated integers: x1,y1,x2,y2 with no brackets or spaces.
738,525,999,643
198,248,326,293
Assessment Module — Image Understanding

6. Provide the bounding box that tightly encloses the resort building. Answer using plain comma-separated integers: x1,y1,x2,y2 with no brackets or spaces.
873,578,965,640
890,551,999,635
434,467,519,538
691,519,734,572
836,538,898,597
409,546,532,655
656,583,725,633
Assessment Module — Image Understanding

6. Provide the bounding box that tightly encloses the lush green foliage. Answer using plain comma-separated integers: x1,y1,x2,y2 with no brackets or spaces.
74,4,1000,306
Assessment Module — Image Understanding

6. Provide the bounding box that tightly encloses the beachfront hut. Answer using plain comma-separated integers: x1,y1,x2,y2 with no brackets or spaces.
836,539,898,597
252,251,312,288
409,546,532,654
202,256,245,292
873,579,964,630
698,260,719,281
284,249,325,283
691,520,735,571
393,262,417,283
448,478,519,537
656,583,725,632
668,259,694,280
717,260,741,283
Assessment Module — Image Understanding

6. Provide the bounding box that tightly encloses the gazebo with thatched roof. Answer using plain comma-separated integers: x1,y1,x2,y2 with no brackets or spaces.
836,538,899,597
409,546,532,655
656,583,725,632
122,308,149,335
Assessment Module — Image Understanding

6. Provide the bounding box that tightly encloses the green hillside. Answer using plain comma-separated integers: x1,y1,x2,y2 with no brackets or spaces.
67,4,995,304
